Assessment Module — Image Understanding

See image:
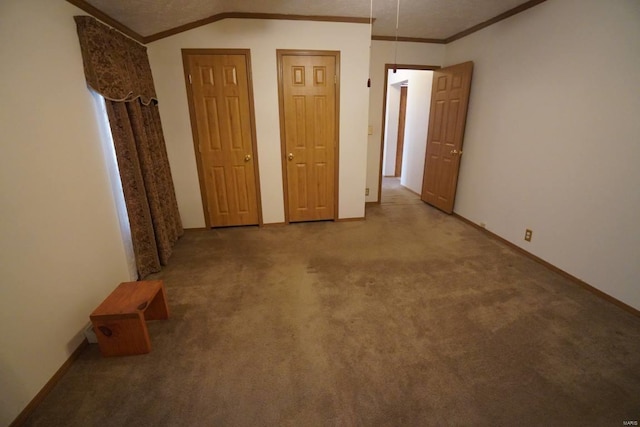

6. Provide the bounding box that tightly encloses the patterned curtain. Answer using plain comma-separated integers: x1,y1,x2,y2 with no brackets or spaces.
75,16,183,278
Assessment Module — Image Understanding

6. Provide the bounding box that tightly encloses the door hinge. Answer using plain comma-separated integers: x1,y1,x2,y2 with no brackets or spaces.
334,75,337,84
188,74,192,84
198,145,202,153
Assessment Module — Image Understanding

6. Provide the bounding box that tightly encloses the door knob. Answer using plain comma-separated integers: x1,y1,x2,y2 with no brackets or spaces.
288,153,294,161
450,149,463,155
244,154,252,162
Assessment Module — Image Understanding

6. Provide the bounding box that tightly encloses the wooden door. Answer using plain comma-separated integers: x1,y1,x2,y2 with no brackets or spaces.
277,51,338,222
394,85,408,177
183,51,260,227
421,62,473,213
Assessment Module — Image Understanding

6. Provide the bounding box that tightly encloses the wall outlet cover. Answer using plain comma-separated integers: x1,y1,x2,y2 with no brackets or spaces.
524,229,533,242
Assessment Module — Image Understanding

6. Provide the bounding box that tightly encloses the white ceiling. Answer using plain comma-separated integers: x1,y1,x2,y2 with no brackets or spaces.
82,0,537,41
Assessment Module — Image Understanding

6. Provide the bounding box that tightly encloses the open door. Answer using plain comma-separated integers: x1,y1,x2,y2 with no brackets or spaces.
421,62,473,213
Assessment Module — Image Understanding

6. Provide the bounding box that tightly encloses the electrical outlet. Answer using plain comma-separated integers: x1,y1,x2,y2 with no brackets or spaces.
365,188,370,196
524,229,533,242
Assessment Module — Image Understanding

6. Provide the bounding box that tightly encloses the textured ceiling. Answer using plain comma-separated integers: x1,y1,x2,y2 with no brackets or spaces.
82,0,536,41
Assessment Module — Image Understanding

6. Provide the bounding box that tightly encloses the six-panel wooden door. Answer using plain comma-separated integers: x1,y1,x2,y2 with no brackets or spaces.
183,51,261,227
421,62,474,213
278,51,339,222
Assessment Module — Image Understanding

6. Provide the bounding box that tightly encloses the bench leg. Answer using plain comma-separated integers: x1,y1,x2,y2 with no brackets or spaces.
144,283,170,321
91,313,151,357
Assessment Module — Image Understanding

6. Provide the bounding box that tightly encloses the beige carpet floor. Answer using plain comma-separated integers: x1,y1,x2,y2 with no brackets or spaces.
24,178,640,426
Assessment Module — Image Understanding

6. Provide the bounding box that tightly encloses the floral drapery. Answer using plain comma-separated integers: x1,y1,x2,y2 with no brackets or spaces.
75,16,183,278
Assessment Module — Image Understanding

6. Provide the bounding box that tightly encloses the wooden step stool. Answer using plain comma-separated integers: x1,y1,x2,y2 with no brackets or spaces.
90,280,169,357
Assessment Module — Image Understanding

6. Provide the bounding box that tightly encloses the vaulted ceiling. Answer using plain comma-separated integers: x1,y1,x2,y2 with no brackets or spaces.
69,0,545,44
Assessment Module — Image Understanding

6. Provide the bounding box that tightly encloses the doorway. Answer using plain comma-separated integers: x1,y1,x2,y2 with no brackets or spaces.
182,49,262,228
378,65,438,203
276,50,340,223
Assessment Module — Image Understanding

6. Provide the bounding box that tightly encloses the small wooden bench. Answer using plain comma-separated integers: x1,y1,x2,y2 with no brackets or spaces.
90,280,169,357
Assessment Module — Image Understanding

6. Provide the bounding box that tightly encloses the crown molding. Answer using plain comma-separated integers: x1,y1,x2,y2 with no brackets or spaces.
371,36,446,45
66,0,145,43
445,0,547,43
145,12,373,43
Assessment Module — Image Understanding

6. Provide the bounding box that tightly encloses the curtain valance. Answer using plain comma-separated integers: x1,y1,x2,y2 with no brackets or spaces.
75,16,157,105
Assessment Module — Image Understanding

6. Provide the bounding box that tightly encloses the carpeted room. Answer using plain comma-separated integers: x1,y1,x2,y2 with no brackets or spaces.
2,0,640,425
21,181,640,425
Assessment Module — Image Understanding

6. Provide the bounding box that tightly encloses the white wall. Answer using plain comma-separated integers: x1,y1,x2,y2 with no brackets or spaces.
0,0,132,424
399,70,433,193
445,0,640,310
366,40,445,201
147,19,371,225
